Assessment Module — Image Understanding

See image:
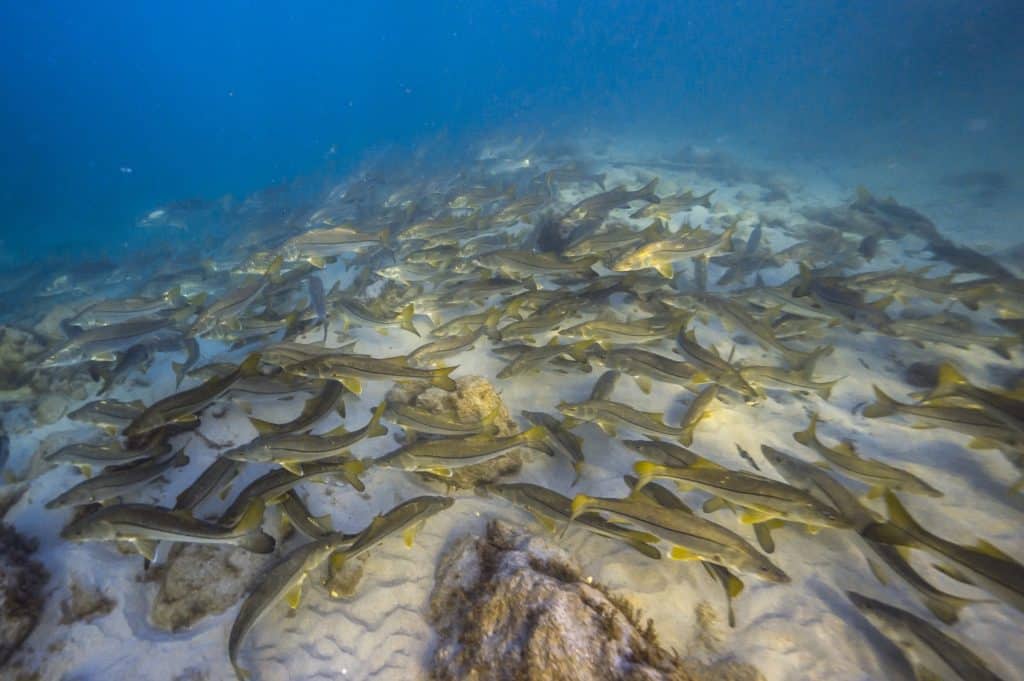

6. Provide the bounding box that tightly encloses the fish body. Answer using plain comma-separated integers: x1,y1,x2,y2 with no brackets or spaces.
375,425,553,475
558,399,689,442
848,591,1006,681
46,449,189,508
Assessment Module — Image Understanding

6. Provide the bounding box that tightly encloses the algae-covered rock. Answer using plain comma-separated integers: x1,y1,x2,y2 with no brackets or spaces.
149,543,268,631
387,375,523,488
427,520,692,681
59,579,115,625
0,523,49,666
0,327,44,391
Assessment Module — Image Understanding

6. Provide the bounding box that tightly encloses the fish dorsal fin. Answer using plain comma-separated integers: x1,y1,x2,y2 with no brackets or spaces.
286,582,303,610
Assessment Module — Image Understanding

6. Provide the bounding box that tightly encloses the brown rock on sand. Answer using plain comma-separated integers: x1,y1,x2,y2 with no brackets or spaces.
427,520,691,681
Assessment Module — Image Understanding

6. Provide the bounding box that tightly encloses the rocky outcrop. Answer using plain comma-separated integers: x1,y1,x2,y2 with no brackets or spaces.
0,523,48,666
387,375,522,488
149,543,268,632
427,520,691,681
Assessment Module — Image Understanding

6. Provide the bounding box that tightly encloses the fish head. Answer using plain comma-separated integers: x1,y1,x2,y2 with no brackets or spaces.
61,515,114,542
745,554,790,584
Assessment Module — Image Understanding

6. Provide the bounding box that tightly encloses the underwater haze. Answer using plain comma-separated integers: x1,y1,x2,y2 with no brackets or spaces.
2,3,1024,681
3,1,1023,260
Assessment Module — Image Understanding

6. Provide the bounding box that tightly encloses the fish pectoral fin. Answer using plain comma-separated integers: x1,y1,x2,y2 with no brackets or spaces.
595,420,617,437
654,263,674,279
753,522,776,553
668,546,701,561
624,530,661,544
912,664,944,681
339,377,362,394
281,461,304,475
134,539,158,562
804,524,821,535
219,483,234,501
403,520,425,548
967,437,998,450
426,467,453,478
634,376,653,394
286,582,303,610
864,485,887,500
77,464,93,478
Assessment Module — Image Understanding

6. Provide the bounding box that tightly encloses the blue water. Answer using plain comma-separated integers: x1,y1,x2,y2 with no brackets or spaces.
2,1,1022,261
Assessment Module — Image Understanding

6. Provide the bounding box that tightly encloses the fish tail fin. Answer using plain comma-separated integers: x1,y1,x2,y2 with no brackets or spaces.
171,361,186,387
923,592,972,625
633,460,659,490
793,413,819,447
483,307,502,339
568,340,596,362
431,365,458,391
929,362,968,399
639,177,660,202
341,459,367,492
238,352,263,377
718,224,736,253
698,189,715,209
265,255,284,283
237,531,276,554
594,173,607,190
994,337,1015,360
398,304,419,336
367,401,389,438
883,491,926,537
524,425,556,456
862,385,896,418
233,499,267,533
249,417,279,436
568,494,592,522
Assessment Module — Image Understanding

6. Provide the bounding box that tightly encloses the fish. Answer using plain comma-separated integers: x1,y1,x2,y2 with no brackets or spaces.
46,448,189,508
611,225,734,278
737,364,841,399
634,460,851,532
847,591,1006,681
919,363,1024,436
174,457,245,512
888,316,1016,360
43,437,172,472
278,490,335,539
761,445,974,624
677,384,718,446
61,498,275,559
599,347,696,393
569,493,788,583
282,226,388,267
224,403,385,473
521,410,586,481
558,399,692,442
171,337,201,389
93,343,153,395
190,257,283,336
229,529,358,680
559,314,680,345
624,474,745,627
496,339,594,379
219,459,366,526
248,379,346,436
123,353,263,438
280,352,456,393
864,492,1024,614
622,438,706,467
326,495,455,594
562,178,660,225
629,188,714,219
563,221,660,258
793,414,942,498
700,294,828,370
475,249,599,279
486,482,660,559
408,312,499,364
863,385,1016,449
390,402,500,437
333,297,419,337
40,318,181,368
588,370,620,401
307,275,328,343
675,328,760,401
375,425,554,476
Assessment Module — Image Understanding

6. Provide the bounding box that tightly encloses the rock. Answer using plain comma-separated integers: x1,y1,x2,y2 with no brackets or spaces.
33,394,70,426
149,543,268,632
59,580,115,624
386,375,523,489
427,520,691,681
0,523,49,666
0,327,44,391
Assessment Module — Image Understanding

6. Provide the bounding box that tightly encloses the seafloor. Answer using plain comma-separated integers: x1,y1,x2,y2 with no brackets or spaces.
1,134,1021,681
